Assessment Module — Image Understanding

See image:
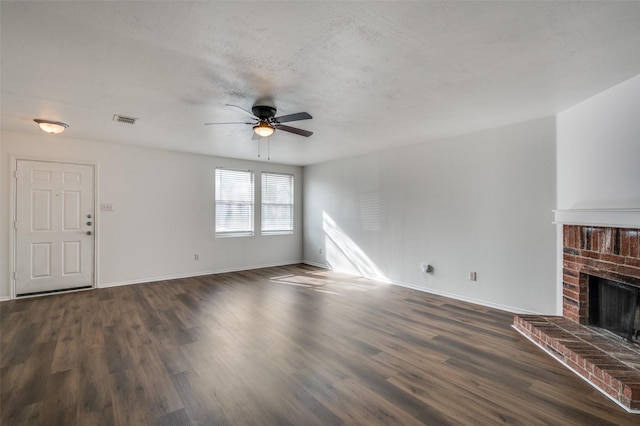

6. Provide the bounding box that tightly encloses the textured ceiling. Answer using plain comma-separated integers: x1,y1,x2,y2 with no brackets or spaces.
2,1,640,165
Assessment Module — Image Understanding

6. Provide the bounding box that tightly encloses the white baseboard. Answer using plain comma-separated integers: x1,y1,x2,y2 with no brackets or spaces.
301,259,538,315
302,260,330,269
99,260,304,288
391,279,539,315
3,261,543,315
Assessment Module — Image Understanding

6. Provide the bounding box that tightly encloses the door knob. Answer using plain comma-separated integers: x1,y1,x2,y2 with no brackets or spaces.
86,222,92,226
87,214,92,219
86,231,92,236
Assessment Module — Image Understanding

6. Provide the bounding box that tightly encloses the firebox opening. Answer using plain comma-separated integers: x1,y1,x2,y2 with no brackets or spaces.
588,275,640,343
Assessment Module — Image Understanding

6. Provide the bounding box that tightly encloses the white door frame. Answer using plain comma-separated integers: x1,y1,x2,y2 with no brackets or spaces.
10,157,100,299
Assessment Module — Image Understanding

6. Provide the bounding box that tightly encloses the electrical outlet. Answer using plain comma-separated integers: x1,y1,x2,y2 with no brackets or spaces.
318,247,323,255
469,272,477,281
194,253,200,261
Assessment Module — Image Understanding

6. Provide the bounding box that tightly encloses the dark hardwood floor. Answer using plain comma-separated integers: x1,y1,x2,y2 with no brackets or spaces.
1,264,637,425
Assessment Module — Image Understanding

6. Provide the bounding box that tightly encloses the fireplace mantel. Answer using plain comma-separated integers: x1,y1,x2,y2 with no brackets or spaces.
553,209,640,228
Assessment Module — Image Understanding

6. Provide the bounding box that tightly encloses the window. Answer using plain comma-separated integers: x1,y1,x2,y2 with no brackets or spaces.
261,172,294,235
215,168,254,237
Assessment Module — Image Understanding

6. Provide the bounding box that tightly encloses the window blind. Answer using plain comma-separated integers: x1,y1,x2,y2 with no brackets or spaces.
261,172,294,235
215,168,254,237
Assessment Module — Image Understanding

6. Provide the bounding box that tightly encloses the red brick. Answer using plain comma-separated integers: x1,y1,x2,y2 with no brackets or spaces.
591,227,604,252
605,385,621,400
566,357,580,369
563,286,580,298
615,264,640,280
592,368,605,381
589,375,608,391
565,225,577,249
546,335,554,346
562,279,577,288
570,351,580,364
621,229,633,257
580,227,591,250
563,290,580,303
601,253,624,264
581,250,600,260
602,228,615,254
563,275,579,287
565,311,579,323
629,229,639,258
575,256,598,268
563,261,579,271
622,384,640,399
604,371,616,387
625,257,640,268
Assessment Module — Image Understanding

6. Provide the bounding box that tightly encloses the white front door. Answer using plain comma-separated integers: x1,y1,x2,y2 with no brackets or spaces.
15,160,95,296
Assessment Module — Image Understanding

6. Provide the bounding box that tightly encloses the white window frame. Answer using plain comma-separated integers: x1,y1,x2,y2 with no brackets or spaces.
215,168,254,237
261,172,294,235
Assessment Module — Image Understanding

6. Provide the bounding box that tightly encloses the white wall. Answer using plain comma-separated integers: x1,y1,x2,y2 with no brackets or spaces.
557,73,640,209
0,131,302,298
303,117,557,314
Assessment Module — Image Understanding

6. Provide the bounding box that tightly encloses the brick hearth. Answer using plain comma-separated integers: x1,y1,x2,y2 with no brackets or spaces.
513,315,640,411
514,225,640,412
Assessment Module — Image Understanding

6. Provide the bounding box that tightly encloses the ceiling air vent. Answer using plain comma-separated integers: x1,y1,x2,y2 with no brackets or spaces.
113,114,137,124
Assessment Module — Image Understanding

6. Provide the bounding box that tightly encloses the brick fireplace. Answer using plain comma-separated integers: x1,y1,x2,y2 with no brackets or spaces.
514,224,640,413
562,225,640,324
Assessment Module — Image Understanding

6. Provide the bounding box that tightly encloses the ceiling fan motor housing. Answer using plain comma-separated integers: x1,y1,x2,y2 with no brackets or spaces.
252,105,277,119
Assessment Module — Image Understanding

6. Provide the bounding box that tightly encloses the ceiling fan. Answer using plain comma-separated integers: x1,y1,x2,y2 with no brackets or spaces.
205,104,313,138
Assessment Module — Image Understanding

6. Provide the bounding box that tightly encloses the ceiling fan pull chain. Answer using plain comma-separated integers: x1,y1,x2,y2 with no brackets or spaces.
257,139,261,158
268,137,271,161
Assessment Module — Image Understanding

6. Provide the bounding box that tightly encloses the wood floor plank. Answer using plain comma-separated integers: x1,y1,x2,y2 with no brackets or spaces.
130,342,184,417
40,369,79,426
2,264,640,425
0,341,56,422
77,345,114,424
49,309,83,373
170,370,230,425
108,368,153,425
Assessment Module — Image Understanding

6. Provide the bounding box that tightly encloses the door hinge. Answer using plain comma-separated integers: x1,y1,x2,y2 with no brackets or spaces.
13,272,17,281
13,221,17,230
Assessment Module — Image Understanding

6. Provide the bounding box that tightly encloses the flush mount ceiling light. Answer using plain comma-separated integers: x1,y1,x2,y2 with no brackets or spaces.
253,121,275,138
34,119,69,134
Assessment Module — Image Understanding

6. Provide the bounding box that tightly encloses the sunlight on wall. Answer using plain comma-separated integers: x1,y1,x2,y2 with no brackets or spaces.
322,211,390,283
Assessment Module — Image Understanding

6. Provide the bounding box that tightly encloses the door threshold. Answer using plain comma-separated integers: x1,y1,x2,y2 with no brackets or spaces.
16,285,93,298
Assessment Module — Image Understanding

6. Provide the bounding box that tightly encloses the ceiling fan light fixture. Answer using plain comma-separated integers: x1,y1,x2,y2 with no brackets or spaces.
34,119,69,134
253,121,274,137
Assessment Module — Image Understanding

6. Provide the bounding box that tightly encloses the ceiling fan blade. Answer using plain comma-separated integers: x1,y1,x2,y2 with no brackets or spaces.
274,112,312,123
204,121,254,125
226,104,258,119
276,124,313,137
